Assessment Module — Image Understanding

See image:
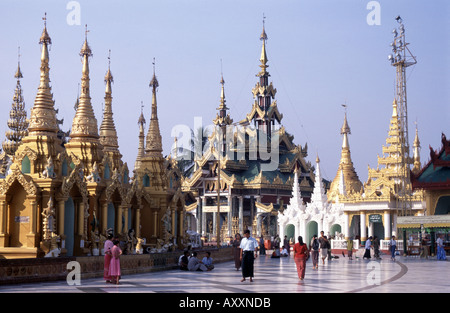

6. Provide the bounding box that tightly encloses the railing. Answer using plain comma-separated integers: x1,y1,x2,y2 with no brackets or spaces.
380,240,404,251
330,240,359,250
331,239,405,251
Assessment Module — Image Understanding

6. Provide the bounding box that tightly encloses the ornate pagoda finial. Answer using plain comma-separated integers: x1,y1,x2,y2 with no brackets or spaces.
28,13,58,135
145,58,163,157
213,60,233,127
217,59,228,111
104,49,113,92
135,101,147,170
258,14,269,76
69,25,99,141
40,12,51,45
260,13,268,41
100,50,119,152
15,47,23,80
149,57,159,89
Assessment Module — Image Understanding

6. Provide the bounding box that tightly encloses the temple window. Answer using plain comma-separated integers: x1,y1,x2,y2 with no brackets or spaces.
21,156,30,173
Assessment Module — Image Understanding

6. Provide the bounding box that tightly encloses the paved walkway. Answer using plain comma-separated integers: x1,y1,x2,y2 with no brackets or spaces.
0,251,448,294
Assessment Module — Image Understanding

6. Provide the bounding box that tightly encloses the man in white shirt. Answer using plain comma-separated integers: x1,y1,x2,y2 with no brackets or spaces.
363,236,372,259
240,229,258,282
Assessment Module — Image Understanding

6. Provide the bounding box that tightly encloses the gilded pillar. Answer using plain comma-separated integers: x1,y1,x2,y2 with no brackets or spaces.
153,210,158,237
123,206,129,233
57,198,65,236
179,208,184,240
78,201,85,236
27,197,38,248
135,207,141,238
0,198,7,247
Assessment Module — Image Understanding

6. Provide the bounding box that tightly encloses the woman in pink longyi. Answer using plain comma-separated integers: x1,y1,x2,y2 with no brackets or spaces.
103,234,114,283
108,240,122,285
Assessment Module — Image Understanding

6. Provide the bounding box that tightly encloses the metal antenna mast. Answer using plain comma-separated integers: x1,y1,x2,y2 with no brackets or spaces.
388,16,417,216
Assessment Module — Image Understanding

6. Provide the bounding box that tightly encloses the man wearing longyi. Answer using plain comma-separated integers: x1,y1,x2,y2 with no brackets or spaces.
239,229,259,282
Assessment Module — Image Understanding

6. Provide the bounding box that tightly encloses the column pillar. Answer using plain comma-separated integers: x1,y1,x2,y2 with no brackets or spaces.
201,196,207,236
360,211,367,244
239,196,244,234
101,201,108,234
279,221,285,241
300,218,307,244
392,211,397,237
123,206,129,233
212,212,217,240
0,198,8,247
171,206,176,239
196,197,201,234
368,221,374,238
135,207,141,238
153,210,158,237
344,212,350,240
227,195,232,237
257,213,262,237
27,198,38,248
57,199,65,236
78,201,85,236
384,210,391,240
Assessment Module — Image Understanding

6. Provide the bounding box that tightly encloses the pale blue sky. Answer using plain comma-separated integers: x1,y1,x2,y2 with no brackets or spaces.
1,0,449,182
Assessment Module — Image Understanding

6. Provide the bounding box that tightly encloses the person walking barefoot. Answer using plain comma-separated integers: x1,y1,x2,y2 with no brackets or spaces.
240,230,258,282
293,236,309,280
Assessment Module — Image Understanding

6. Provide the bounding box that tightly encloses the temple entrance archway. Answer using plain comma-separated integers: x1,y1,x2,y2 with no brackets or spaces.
285,224,295,243
435,196,450,215
330,224,342,237
349,215,360,239
306,221,318,244
8,181,30,247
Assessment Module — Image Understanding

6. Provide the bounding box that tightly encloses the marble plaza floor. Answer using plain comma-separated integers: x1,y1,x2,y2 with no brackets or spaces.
0,250,448,294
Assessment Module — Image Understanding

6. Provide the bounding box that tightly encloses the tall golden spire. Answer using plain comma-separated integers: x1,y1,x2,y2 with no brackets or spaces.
258,14,269,77
341,111,351,149
27,13,58,136
134,102,146,170
145,58,163,157
213,66,233,126
328,109,363,202
99,50,120,154
412,123,421,174
69,25,99,141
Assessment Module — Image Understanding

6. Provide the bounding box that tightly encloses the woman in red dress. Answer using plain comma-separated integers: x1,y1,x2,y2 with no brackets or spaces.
293,236,309,280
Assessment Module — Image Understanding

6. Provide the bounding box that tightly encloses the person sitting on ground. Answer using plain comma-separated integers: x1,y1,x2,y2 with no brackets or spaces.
271,248,281,258
188,251,208,272
280,246,289,257
180,250,190,271
202,251,214,270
